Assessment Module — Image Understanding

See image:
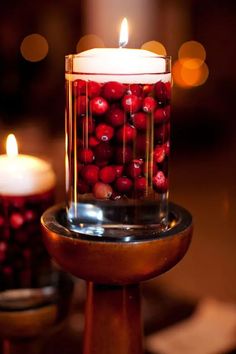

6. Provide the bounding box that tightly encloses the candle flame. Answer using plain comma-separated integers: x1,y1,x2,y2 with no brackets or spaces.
119,18,128,48
6,134,18,157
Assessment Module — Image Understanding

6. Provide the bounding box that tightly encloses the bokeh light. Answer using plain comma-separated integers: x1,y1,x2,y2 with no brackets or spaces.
76,34,105,53
20,34,49,62
141,41,167,56
173,59,209,88
178,40,206,67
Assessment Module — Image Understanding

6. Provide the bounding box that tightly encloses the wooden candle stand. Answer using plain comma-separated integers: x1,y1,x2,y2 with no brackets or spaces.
41,202,192,354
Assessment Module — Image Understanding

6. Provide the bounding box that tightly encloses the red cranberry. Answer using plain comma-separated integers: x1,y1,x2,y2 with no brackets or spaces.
77,95,88,115
154,123,170,143
93,182,113,199
78,148,94,164
77,179,90,194
24,210,36,222
116,124,136,143
111,191,122,200
132,112,148,130
89,136,100,147
143,162,158,177
155,81,169,103
134,177,147,191
102,81,125,101
128,84,143,96
136,134,148,156
90,97,109,115
74,79,86,96
126,161,142,179
122,94,142,113
143,96,157,113
164,141,170,156
0,242,7,252
99,166,116,184
106,107,126,127
12,197,25,208
0,215,4,227
88,81,101,98
10,213,24,229
80,116,95,134
143,84,154,96
115,146,133,164
153,145,166,163
165,82,171,100
113,165,124,178
81,165,99,185
154,105,170,124
96,123,114,142
94,142,113,163
153,171,168,192
115,177,133,193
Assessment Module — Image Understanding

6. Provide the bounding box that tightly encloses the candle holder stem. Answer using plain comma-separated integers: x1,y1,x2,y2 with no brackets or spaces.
83,282,143,354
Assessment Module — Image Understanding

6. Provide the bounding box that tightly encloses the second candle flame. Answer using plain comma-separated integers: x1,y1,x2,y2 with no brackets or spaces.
119,18,128,48
6,134,18,158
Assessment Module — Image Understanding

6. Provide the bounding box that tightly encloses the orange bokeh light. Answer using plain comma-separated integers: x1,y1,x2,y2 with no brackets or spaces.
76,34,105,53
173,59,209,88
178,40,206,67
20,34,48,62
141,41,167,56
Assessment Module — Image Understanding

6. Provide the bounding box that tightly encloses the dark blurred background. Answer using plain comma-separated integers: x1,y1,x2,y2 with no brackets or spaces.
0,0,236,352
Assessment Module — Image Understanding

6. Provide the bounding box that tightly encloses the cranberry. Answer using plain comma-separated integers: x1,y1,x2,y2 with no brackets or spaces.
116,124,136,143
143,84,154,96
81,165,99,185
134,177,147,191
0,215,4,227
113,165,124,178
165,82,171,100
78,148,94,164
122,94,142,113
155,81,169,104
93,182,113,199
143,162,158,177
126,161,142,179
128,84,143,96
153,171,168,192
90,97,109,115
99,166,116,184
164,141,170,156
153,145,166,163
77,95,88,115
77,179,90,194
136,134,148,156
80,116,95,134
106,107,126,127
143,97,157,113
154,123,170,143
102,81,125,101
111,192,122,200
132,112,148,130
88,81,101,98
89,136,100,147
115,177,133,193
12,197,25,208
74,79,86,96
96,123,114,142
10,213,24,229
0,242,7,252
94,142,113,163
24,210,36,222
115,146,133,164
154,105,170,124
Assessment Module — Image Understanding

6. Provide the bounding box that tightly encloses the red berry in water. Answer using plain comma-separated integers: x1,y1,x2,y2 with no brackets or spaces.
96,123,114,142
88,81,101,98
115,146,133,164
126,161,142,179
122,94,142,113
115,177,133,193
77,96,88,115
165,81,171,100
95,142,113,163
164,141,170,156
128,84,143,97
132,112,148,130
0,215,4,227
154,123,170,143
153,171,168,192
153,145,166,163
143,162,158,177
116,124,136,143
113,165,124,178
81,165,99,185
155,81,169,103
106,107,126,127
24,210,36,222
78,148,94,164
134,177,147,191
99,166,116,184
136,134,148,156
90,97,109,115
10,213,24,229
154,105,170,124
77,179,90,194
89,136,100,147
143,84,154,96
102,81,126,101
0,242,7,252
74,79,86,96
93,182,113,199
143,96,157,113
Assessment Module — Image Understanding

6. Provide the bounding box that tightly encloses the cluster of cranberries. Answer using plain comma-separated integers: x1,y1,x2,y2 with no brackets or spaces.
72,79,170,200
0,190,54,291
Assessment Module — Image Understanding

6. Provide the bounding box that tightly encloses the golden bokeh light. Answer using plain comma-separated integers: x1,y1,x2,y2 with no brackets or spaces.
76,34,105,53
141,41,167,56
178,40,206,66
20,34,49,62
173,59,209,88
